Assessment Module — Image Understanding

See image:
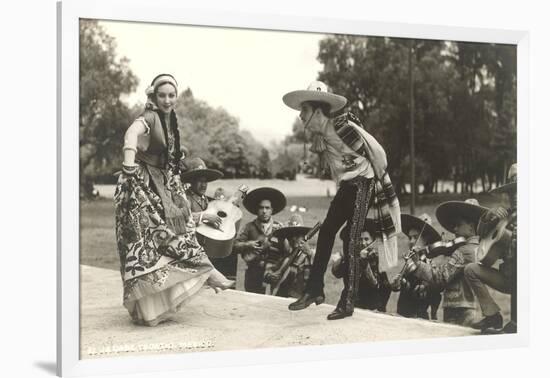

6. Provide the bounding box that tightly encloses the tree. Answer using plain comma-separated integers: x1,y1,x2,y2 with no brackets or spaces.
258,148,272,179
79,19,138,197
176,90,264,178
315,35,516,194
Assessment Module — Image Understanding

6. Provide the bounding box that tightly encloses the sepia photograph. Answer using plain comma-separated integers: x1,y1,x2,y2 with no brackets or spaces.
65,7,525,373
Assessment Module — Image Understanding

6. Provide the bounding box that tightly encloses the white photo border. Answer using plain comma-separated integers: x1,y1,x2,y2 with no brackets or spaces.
58,0,530,376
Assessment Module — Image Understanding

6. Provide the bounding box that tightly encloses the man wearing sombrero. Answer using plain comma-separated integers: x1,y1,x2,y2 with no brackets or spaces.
181,157,239,279
180,157,224,228
283,81,401,320
233,187,287,294
395,213,443,320
332,219,392,314
464,163,517,333
266,213,315,299
403,199,488,326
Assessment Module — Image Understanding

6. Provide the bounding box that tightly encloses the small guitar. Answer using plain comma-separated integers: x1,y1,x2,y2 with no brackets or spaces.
266,221,322,296
477,217,512,267
196,185,248,258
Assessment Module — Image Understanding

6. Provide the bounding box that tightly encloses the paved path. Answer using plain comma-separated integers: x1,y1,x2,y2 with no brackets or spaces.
80,265,477,359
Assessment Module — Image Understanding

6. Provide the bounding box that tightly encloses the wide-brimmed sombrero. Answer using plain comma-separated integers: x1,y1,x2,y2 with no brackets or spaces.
243,187,286,215
339,218,378,241
179,157,223,182
283,81,347,113
435,199,489,233
273,214,311,239
401,213,441,244
491,163,517,194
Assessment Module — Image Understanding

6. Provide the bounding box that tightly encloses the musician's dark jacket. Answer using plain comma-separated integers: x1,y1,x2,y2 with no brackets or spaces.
186,189,213,224
275,240,314,298
233,219,284,293
413,236,479,309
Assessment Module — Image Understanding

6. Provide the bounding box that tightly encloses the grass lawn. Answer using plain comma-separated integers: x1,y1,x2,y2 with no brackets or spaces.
80,192,511,323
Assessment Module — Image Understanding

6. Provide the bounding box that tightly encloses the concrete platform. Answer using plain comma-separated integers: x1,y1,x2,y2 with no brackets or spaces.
80,265,476,359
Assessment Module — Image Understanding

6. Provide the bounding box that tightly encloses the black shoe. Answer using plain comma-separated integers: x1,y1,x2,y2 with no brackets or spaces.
501,320,517,334
472,312,503,331
288,292,325,311
327,307,353,320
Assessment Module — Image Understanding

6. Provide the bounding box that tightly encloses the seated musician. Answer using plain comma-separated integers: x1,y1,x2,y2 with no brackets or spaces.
180,157,237,280
265,213,315,298
401,199,488,327
233,187,287,294
180,157,223,227
331,219,392,313
394,213,443,320
464,163,517,333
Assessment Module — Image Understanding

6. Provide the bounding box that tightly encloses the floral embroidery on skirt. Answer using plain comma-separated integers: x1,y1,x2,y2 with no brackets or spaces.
114,163,212,325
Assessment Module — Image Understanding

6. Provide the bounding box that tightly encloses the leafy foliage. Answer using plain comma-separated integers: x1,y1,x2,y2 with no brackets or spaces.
312,35,516,193
79,19,139,196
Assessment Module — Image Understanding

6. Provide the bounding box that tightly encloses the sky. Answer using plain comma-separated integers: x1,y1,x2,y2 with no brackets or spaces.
99,20,325,144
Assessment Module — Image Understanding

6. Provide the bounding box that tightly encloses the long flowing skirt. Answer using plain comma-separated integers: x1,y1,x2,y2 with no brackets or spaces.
124,260,212,326
114,165,213,326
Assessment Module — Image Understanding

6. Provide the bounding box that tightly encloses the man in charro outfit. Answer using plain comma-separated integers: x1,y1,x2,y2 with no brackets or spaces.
403,199,487,326
464,163,517,333
180,157,237,280
282,81,401,320
233,187,287,294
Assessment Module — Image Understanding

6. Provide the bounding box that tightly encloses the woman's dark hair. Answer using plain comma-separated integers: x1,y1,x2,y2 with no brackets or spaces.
304,101,331,117
150,73,178,86
155,109,183,170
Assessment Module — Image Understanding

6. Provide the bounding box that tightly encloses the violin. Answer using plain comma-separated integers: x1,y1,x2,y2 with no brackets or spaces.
423,236,467,258
398,236,467,280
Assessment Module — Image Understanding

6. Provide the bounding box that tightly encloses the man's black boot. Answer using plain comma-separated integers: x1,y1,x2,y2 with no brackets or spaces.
327,307,353,320
472,312,503,331
288,292,325,311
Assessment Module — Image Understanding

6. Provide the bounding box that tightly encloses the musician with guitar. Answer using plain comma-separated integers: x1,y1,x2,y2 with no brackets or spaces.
401,199,488,326
332,219,392,313
233,187,287,294
265,214,320,298
180,157,240,280
464,163,517,333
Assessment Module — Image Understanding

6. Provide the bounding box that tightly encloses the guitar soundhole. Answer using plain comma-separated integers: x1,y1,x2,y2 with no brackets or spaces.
217,211,227,218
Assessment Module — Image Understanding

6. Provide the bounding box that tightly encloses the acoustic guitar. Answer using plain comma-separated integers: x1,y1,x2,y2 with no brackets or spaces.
477,217,512,267
196,185,248,258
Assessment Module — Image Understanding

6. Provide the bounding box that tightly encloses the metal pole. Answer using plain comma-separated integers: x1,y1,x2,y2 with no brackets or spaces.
409,39,416,215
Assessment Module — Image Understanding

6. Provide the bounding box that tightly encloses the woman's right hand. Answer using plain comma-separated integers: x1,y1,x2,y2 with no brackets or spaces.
122,163,139,177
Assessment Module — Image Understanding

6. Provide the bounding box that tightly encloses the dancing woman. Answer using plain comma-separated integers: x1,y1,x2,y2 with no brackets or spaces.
115,74,233,326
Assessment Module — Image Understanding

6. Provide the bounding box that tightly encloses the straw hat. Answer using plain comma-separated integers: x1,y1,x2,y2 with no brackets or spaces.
273,214,312,239
283,81,347,113
243,187,287,215
401,213,441,244
435,199,489,233
179,157,223,182
491,163,517,194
